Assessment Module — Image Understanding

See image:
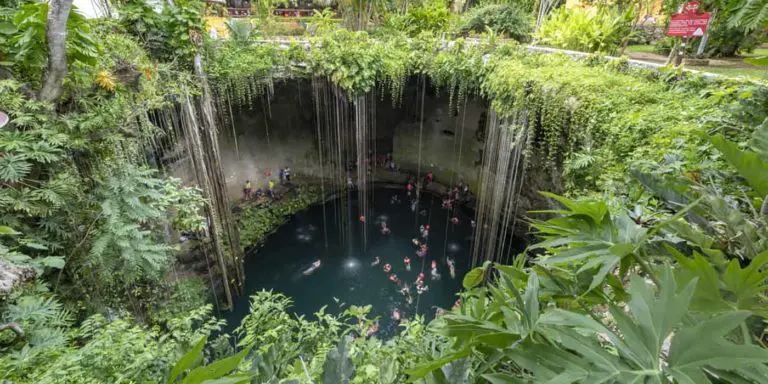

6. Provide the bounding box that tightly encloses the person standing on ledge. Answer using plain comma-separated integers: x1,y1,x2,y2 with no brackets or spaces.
243,180,252,200
268,179,275,199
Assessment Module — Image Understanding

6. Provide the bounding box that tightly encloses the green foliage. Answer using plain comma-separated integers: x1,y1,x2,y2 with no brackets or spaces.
118,0,206,65
225,19,257,44
458,3,533,42
1,297,225,383
384,0,455,37
236,186,322,247
0,2,99,84
536,6,636,54
78,163,204,287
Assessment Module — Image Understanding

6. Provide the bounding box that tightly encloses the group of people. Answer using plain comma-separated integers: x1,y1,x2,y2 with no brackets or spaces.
241,166,293,201
368,205,460,324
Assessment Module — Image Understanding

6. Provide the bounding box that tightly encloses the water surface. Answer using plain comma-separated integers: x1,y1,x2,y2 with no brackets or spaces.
225,187,477,336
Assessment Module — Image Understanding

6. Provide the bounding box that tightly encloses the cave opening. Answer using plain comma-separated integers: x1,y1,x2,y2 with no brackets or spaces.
200,76,531,332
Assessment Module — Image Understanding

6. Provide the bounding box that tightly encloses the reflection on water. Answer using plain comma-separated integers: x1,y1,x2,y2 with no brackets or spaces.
224,187,490,337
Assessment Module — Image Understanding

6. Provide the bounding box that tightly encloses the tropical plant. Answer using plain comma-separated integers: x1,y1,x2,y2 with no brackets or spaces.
458,3,533,42
1,2,99,83
225,19,256,44
536,6,636,53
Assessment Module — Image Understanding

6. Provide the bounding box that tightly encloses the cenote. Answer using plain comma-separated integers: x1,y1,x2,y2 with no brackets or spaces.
224,186,509,337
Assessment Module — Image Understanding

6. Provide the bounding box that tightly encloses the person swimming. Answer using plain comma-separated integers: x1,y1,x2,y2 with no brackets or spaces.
430,260,441,280
431,266,441,280
389,274,400,284
416,272,425,284
420,224,430,239
453,298,462,310
383,263,392,273
404,256,411,271
359,215,366,223
365,321,379,337
416,281,429,295
451,216,459,224
391,308,401,322
400,284,413,305
371,256,380,266
447,257,456,279
412,238,420,246
381,222,390,235
416,244,428,258
303,259,322,275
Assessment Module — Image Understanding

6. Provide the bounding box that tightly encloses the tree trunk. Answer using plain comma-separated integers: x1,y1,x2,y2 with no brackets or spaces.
39,0,73,102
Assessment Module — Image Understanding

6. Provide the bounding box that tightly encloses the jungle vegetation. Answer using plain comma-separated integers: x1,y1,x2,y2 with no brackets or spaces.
1,0,768,383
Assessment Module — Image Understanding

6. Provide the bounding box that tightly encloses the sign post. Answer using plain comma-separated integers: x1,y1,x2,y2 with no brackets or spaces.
666,1,711,38
666,1,711,65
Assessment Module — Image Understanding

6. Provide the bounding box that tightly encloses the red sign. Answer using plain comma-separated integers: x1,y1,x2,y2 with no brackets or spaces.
667,1,711,37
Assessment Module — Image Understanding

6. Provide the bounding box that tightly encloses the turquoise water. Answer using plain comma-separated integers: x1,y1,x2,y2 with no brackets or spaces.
224,186,481,336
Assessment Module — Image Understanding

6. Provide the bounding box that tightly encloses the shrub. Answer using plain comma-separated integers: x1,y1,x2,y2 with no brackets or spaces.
458,3,533,42
379,0,455,36
536,6,635,53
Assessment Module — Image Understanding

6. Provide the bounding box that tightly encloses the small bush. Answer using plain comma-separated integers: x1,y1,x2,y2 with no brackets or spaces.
536,6,635,54
379,1,455,37
458,3,533,42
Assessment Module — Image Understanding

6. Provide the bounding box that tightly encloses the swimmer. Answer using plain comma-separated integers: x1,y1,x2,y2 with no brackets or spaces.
435,307,446,317
416,272,425,283
401,285,413,305
392,308,401,322
365,321,379,337
447,257,456,278
412,238,420,246
416,244,428,258
406,183,413,197
383,263,392,273
404,256,411,271
389,274,400,284
417,283,429,295
371,256,380,266
453,298,462,310
303,259,322,275
451,216,459,225
381,222,390,235
471,220,476,228
411,200,418,212
431,267,441,280
359,215,366,223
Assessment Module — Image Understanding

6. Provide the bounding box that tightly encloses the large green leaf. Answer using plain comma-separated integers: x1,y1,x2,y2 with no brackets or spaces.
182,344,254,384
668,311,768,382
406,348,470,382
709,134,768,196
168,336,206,383
322,335,355,384
463,266,485,289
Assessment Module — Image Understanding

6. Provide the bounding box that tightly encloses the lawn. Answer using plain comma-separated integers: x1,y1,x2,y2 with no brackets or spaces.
627,44,656,53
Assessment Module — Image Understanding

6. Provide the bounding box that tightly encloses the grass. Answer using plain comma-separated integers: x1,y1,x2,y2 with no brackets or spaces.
742,47,768,57
688,65,767,80
626,44,656,54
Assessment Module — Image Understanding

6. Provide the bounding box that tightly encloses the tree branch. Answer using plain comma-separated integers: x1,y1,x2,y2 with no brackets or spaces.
39,0,73,102
0,322,25,344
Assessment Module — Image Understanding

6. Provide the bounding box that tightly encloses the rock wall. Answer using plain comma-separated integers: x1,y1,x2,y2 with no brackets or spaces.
195,77,562,235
